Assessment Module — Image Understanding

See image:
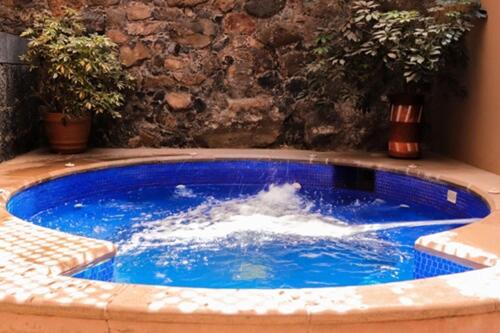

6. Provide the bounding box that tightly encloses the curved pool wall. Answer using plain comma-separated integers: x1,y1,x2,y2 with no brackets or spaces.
8,160,490,220
7,160,490,287
0,149,499,333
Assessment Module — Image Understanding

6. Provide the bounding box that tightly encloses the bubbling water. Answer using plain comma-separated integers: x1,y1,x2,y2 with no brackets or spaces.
118,183,474,255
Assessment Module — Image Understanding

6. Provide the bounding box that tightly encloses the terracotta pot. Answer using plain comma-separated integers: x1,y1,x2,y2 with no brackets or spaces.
388,93,424,159
43,112,91,154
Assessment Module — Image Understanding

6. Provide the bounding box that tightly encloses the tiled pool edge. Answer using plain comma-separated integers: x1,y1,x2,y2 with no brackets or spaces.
414,249,473,279
0,149,499,333
74,258,115,282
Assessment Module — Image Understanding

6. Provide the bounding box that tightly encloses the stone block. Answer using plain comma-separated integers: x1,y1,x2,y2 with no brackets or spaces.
0,64,33,107
0,58,39,161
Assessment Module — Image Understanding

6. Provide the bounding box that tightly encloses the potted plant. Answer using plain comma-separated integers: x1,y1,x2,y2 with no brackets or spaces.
314,0,477,158
21,9,133,154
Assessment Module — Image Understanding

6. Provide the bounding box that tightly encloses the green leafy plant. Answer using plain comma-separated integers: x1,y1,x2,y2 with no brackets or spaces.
313,0,478,107
21,9,134,119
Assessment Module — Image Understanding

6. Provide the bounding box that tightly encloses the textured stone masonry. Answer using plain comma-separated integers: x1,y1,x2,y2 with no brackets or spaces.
0,0,432,151
0,32,38,162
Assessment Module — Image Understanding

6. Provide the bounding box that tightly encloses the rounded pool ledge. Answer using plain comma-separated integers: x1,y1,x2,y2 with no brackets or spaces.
0,148,499,333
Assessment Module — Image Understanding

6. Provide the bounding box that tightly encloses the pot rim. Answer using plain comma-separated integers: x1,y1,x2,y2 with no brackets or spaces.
388,93,425,105
42,111,92,122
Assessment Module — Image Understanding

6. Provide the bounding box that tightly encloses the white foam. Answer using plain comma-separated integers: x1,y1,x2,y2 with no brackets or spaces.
117,183,477,255
174,185,197,198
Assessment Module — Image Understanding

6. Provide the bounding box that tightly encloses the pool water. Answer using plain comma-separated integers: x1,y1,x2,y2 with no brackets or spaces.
7,161,489,289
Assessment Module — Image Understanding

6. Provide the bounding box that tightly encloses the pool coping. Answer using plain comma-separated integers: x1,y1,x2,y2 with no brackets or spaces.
0,148,499,331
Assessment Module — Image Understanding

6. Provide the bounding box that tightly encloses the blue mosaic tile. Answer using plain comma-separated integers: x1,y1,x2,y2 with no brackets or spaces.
73,258,114,282
413,250,472,279
8,162,490,220
375,171,489,219
7,160,489,286
8,161,339,218
76,250,475,283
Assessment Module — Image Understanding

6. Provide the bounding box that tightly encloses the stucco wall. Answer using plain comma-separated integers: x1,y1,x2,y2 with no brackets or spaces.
432,0,500,174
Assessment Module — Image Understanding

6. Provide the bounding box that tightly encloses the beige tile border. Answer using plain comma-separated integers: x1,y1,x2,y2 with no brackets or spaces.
0,148,498,332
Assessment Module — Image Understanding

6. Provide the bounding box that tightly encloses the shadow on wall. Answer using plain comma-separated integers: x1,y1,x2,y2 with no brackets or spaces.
431,0,500,174
0,32,39,162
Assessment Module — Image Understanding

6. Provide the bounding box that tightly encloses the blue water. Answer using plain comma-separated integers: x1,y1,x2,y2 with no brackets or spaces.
7,161,489,288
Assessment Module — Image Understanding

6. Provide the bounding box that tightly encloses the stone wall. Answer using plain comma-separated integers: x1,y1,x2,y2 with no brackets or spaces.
0,0,392,150
0,32,38,161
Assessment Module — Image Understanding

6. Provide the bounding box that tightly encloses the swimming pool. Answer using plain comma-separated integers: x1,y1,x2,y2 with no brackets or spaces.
7,160,490,289
1,150,500,333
